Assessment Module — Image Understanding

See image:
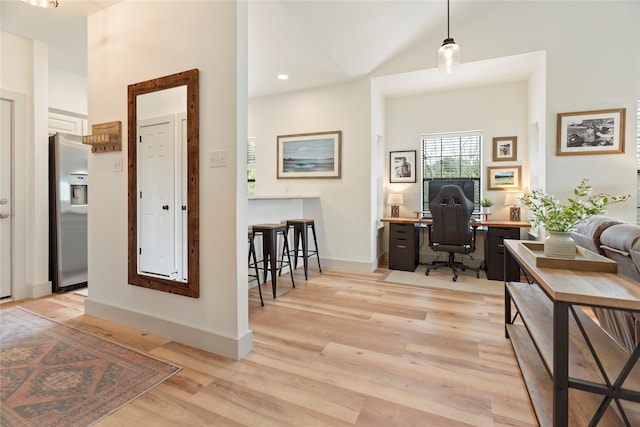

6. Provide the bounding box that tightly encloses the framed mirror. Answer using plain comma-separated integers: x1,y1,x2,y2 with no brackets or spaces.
128,69,199,297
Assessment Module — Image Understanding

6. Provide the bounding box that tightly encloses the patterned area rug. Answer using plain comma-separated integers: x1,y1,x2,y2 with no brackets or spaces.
0,307,181,426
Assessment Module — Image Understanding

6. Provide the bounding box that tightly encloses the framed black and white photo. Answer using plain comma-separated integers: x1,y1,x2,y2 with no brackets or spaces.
389,150,416,183
556,108,626,156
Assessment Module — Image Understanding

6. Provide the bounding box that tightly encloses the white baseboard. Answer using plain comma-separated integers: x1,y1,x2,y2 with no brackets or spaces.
84,299,253,360
321,258,376,273
31,281,52,299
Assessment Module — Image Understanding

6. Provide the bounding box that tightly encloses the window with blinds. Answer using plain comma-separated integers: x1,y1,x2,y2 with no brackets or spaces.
248,137,256,196
421,131,482,212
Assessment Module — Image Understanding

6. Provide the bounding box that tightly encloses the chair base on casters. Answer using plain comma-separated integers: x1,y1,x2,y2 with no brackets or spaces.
425,252,480,282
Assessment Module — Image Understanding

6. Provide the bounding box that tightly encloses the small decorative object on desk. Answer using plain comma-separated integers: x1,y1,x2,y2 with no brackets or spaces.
480,197,494,215
521,178,630,259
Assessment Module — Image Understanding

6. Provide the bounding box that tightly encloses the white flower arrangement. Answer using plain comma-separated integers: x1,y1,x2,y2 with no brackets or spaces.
520,179,629,232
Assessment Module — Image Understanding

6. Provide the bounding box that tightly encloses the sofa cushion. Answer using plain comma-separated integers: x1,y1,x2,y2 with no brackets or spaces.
600,223,640,282
571,215,626,255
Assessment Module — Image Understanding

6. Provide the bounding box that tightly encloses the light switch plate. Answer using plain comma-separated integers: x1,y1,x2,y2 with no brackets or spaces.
209,150,228,167
113,156,123,173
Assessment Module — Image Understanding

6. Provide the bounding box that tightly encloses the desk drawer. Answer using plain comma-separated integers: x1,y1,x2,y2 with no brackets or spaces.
390,223,417,247
389,244,418,271
389,222,418,271
487,227,519,245
485,227,521,281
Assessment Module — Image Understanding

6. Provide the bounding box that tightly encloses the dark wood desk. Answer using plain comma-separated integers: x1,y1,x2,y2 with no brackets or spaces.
382,217,530,277
381,217,530,228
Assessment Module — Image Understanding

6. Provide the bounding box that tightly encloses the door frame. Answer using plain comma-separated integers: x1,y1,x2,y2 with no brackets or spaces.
1,90,27,301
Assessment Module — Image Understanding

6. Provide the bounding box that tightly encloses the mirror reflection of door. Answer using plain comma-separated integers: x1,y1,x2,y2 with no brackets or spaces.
136,86,187,282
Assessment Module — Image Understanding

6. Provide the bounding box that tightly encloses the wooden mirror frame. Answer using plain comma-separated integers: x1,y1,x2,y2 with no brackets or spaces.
127,69,199,297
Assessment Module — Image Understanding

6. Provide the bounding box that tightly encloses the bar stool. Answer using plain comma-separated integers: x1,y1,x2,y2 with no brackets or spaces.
251,223,295,299
283,219,322,280
248,227,263,306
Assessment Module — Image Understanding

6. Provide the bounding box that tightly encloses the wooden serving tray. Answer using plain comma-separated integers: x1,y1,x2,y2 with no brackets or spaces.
520,242,617,273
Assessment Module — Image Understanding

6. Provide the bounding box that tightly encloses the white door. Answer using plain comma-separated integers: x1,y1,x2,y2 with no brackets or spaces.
137,117,176,278
0,99,12,298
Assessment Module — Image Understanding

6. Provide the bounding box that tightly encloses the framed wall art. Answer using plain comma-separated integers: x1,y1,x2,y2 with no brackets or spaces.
389,150,417,183
492,136,517,161
277,131,342,179
556,108,625,156
487,166,522,190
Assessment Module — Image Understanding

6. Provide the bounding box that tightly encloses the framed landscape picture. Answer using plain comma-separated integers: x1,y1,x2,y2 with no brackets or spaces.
277,131,342,179
389,150,417,183
487,166,522,190
556,108,626,156
493,136,517,161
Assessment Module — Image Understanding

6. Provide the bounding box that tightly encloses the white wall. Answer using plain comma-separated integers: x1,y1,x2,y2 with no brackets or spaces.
375,1,639,223
249,80,375,271
49,67,87,115
385,81,529,220
1,32,51,300
84,1,251,359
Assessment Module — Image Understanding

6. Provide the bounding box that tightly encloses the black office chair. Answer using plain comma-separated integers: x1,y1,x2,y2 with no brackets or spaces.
425,185,480,282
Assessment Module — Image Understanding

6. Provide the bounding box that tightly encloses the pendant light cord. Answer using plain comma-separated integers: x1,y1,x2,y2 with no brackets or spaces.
447,0,450,39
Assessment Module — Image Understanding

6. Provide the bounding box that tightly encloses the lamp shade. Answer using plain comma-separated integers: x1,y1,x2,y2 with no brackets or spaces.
387,193,404,205
438,38,460,74
504,192,524,206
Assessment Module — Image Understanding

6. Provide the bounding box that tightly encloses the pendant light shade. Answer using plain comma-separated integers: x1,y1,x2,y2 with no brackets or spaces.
438,38,460,73
438,0,460,74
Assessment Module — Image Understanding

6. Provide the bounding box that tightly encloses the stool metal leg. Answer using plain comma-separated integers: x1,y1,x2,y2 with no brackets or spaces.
310,223,322,273
281,230,295,288
248,233,263,306
259,230,278,298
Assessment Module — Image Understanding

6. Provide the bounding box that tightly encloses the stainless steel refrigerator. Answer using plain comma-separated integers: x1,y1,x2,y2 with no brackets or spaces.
49,133,89,292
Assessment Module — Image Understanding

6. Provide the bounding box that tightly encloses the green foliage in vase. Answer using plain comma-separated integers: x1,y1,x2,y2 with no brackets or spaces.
521,178,630,232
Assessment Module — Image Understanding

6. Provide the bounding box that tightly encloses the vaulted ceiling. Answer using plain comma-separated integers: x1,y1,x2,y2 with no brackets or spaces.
1,0,536,99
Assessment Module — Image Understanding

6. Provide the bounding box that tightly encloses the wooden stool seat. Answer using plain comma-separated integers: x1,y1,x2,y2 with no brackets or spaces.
251,224,295,299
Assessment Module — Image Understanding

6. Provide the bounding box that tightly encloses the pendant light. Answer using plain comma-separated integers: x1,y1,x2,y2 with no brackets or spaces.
437,0,460,74
21,0,59,8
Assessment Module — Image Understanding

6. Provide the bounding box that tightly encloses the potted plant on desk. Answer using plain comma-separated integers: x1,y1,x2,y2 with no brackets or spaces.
520,178,629,259
480,197,494,215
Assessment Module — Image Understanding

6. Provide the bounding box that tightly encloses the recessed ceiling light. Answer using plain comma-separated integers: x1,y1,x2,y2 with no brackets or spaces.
277,74,289,80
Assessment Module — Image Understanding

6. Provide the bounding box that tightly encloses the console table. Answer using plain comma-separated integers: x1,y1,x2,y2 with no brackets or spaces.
504,240,640,426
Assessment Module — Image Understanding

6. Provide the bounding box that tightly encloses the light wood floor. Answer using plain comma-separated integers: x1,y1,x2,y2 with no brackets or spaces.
0,268,537,426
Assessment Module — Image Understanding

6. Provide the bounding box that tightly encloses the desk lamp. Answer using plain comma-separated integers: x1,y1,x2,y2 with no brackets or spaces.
388,193,404,218
505,192,524,221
